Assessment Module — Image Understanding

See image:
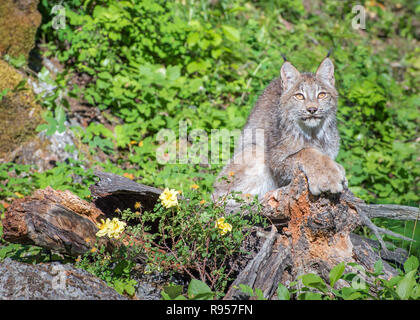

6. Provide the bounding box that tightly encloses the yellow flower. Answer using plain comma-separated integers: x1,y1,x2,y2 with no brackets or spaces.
96,218,126,239
138,141,144,147
220,222,232,235
215,217,232,235
215,217,226,228
191,184,199,190
96,218,111,237
159,188,179,208
90,247,97,253
199,200,206,205
228,171,235,177
108,218,127,239
134,201,141,209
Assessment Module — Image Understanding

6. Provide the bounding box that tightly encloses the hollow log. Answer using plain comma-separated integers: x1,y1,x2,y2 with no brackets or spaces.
90,170,162,216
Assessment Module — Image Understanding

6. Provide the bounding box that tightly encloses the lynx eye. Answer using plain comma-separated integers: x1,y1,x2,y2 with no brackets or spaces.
318,92,327,99
295,93,305,100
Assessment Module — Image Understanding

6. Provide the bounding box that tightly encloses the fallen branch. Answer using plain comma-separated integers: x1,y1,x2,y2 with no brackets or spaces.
358,203,420,221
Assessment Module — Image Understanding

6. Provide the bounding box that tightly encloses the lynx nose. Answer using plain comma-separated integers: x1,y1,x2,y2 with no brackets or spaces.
306,104,318,114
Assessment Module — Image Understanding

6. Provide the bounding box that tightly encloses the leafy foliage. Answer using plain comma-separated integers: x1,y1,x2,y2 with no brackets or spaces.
277,257,420,300
125,188,266,296
35,0,419,205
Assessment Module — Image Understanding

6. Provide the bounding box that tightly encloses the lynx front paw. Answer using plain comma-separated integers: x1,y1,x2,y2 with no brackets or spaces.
305,158,347,196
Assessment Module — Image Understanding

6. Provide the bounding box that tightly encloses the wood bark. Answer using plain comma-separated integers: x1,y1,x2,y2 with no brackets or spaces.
2,187,108,256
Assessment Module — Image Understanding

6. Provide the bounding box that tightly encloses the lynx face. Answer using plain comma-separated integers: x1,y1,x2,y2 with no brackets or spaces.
279,58,338,134
292,78,336,129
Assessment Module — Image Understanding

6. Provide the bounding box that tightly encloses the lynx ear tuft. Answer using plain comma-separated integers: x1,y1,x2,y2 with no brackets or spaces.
316,57,335,87
280,62,300,91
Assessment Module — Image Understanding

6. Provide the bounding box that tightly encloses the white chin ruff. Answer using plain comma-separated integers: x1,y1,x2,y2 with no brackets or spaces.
304,117,321,128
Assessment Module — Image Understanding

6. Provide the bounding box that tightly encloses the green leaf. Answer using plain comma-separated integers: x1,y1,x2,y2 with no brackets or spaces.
45,117,58,136
277,283,290,300
187,32,200,47
55,105,66,133
255,288,266,300
98,71,112,80
412,284,420,299
298,292,323,300
113,280,125,295
238,284,254,297
222,25,240,42
299,273,328,293
373,260,383,275
329,262,346,287
161,291,171,300
0,88,9,101
404,256,419,273
13,79,27,92
396,270,417,300
188,279,213,300
163,284,184,299
345,292,362,300
125,283,136,296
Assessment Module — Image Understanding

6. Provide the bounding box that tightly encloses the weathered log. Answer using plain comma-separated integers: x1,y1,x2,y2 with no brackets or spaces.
1,187,109,256
90,170,162,216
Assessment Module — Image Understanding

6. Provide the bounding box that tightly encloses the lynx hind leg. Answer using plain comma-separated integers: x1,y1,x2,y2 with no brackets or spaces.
212,145,277,203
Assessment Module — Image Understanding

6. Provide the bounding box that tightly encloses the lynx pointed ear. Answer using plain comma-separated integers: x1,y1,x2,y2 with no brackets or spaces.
316,58,335,87
280,62,300,92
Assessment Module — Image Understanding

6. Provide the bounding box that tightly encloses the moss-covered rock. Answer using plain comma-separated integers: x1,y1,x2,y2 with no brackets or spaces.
0,0,41,59
0,59,43,160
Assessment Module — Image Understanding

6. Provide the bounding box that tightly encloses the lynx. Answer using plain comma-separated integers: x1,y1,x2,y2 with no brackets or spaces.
213,57,347,202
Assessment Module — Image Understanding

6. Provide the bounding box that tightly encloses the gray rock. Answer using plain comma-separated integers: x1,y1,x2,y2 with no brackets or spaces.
132,268,188,300
0,258,127,300
136,282,161,300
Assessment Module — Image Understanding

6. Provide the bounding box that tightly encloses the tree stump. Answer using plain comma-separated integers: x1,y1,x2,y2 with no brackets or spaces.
224,170,402,300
